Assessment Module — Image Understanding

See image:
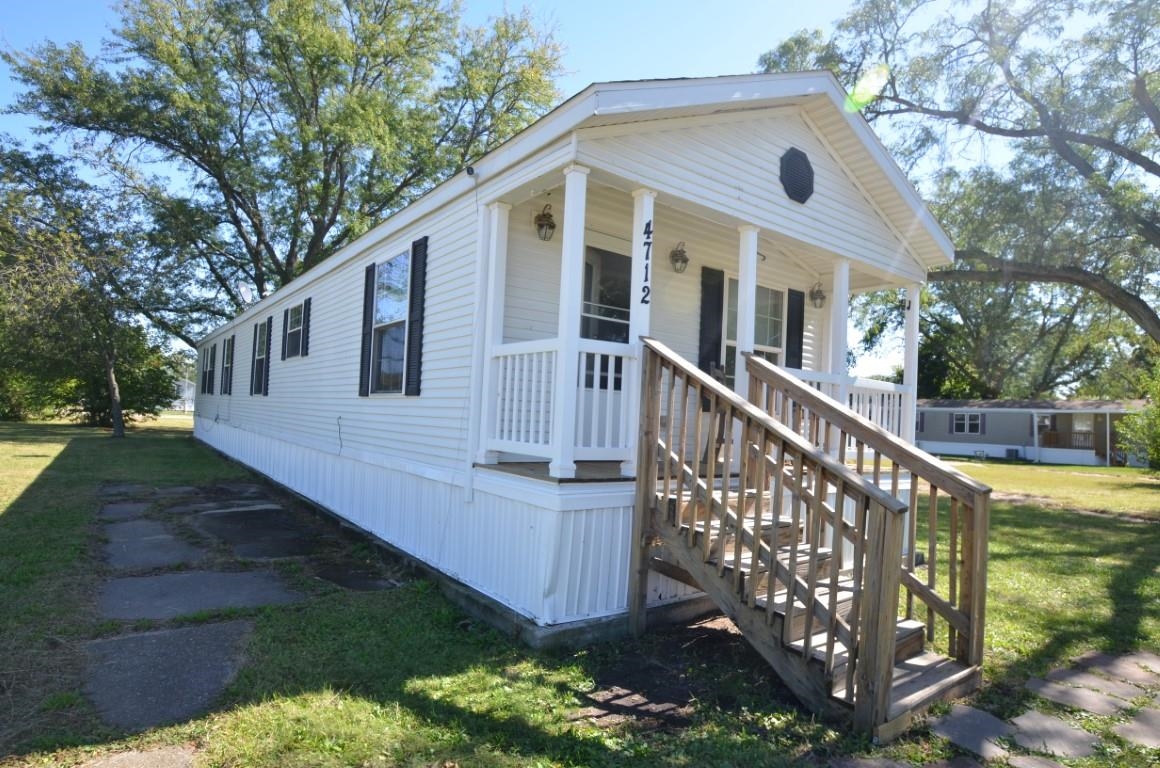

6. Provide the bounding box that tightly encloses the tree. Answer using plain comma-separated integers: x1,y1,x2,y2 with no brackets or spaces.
4,0,561,344
0,145,175,434
759,0,1160,346
1119,364,1160,468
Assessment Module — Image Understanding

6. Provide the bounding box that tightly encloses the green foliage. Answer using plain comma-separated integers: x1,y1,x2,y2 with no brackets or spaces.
4,0,561,343
1119,365,1160,468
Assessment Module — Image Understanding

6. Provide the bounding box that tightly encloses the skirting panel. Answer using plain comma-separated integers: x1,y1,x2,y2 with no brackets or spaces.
195,417,700,626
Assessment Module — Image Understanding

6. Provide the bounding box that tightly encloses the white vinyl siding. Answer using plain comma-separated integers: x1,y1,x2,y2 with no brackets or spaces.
578,111,925,285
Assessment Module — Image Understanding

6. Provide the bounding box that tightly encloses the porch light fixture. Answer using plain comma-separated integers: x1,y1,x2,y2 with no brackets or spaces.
809,281,827,309
534,204,556,241
669,242,690,273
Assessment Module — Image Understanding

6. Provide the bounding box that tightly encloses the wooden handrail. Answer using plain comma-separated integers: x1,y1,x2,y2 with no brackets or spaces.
746,354,991,505
643,338,907,516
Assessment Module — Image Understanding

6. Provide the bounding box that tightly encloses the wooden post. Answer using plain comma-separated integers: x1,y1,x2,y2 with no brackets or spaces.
628,344,661,636
854,501,904,732
957,492,990,665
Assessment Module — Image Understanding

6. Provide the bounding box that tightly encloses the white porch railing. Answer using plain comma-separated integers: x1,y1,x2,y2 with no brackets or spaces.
786,368,912,440
485,338,635,464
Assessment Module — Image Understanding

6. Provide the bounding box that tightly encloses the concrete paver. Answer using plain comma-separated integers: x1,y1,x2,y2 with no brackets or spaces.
929,704,1013,760
1114,696,1160,748
83,621,251,730
98,501,152,521
99,483,152,498
1074,651,1160,687
97,570,301,620
77,746,196,768
1011,710,1097,758
1025,677,1126,715
1044,667,1144,701
919,757,981,768
1006,756,1066,768
828,759,908,768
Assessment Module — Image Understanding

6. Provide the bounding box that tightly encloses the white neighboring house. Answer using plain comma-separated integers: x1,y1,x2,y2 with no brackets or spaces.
916,399,1147,467
172,378,196,412
194,72,950,642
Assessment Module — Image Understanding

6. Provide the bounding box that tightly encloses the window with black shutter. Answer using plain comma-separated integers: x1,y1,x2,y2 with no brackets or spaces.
251,318,272,395
220,335,235,395
282,298,311,359
359,236,427,396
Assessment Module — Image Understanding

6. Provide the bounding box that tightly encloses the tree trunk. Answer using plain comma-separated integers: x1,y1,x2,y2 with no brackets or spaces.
104,353,125,438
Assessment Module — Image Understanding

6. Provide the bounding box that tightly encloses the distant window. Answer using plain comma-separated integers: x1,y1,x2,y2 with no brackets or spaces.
200,344,216,395
953,413,981,435
371,252,410,393
220,335,235,395
282,298,311,359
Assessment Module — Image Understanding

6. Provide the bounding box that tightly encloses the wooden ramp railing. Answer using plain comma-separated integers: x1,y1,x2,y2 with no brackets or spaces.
628,339,991,740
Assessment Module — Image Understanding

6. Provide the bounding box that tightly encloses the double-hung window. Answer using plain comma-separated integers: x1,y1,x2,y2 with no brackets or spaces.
722,278,784,387
371,254,409,393
359,237,427,397
251,317,272,395
219,335,235,395
282,299,311,359
952,413,982,434
200,344,216,395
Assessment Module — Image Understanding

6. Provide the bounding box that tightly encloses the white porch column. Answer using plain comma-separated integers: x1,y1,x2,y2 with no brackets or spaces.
902,283,921,443
476,202,510,464
735,225,760,404
549,165,589,479
1032,411,1040,463
621,188,657,477
829,258,850,376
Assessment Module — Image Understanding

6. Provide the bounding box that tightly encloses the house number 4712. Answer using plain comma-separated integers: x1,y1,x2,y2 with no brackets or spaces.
640,219,653,305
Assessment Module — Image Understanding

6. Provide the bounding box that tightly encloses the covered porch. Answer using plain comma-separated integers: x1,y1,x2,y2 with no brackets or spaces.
472,161,924,480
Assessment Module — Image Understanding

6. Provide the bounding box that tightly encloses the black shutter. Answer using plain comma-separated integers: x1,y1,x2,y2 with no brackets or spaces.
251,323,260,395
263,316,272,395
359,264,375,397
980,414,987,435
948,413,954,432
226,335,235,394
281,308,289,360
301,298,312,357
698,267,725,374
785,288,805,369
405,236,428,397
208,344,216,395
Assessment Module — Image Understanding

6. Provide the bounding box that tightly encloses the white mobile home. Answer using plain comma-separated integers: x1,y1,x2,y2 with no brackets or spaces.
195,72,991,737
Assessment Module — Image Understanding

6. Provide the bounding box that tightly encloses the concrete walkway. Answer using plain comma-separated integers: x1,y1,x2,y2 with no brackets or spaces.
930,650,1160,764
83,480,403,738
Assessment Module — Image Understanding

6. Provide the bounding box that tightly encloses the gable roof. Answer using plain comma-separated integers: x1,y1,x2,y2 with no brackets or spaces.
205,71,952,341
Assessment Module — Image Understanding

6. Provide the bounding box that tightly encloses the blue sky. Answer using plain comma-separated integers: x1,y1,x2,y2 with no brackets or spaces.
1,0,856,135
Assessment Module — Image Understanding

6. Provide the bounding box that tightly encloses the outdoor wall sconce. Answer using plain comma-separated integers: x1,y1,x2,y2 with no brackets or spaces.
809,281,827,309
534,204,556,241
669,241,689,273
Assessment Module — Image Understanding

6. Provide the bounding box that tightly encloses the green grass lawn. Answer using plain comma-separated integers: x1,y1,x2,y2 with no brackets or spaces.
945,459,1160,520
1,424,1158,767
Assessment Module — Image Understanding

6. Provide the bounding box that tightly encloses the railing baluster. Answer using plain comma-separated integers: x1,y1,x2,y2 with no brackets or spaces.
714,402,735,573
688,380,705,548
948,497,960,652
927,485,939,642
781,448,804,646
733,416,753,595
702,393,722,562
675,371,692,532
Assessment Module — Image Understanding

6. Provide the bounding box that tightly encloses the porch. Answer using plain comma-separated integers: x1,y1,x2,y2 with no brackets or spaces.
471,163,924,480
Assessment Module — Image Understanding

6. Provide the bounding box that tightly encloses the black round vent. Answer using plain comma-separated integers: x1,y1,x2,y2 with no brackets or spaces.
780,147,814,204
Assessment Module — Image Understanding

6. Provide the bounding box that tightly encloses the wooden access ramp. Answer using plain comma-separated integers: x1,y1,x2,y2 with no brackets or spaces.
628,339,992,741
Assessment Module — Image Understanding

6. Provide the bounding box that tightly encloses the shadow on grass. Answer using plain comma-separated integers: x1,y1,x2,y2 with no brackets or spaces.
977,501,1160,717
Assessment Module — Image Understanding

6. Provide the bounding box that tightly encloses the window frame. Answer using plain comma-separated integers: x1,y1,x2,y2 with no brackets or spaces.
370,251,411,395
220,335,235,395
952,412,982,435
721,277,786,388
251,317,271,396
200,343,216,395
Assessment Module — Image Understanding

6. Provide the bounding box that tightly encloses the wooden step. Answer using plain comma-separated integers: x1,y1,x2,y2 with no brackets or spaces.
790,618,926,670
831,652,981,742
755,580,855,641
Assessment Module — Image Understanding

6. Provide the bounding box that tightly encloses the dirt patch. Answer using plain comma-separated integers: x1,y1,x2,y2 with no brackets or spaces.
572,616,794,733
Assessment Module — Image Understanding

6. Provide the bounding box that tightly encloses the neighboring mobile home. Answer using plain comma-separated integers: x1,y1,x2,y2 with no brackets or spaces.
916,399,1147,466
196,72,989,736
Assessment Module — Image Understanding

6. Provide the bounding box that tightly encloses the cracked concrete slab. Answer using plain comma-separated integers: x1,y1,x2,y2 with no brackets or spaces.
102,520,207,571
83,621,250,731
1114,696,1160,748
191,507,328,559
1025,676,1126,715
98,501,152,521
97,570,300,620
